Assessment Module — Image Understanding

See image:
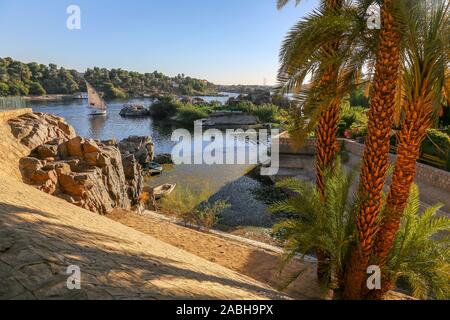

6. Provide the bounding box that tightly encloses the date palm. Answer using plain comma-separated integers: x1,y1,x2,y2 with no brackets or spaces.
372,0,449,298
342,0,403,299
276,0,368,280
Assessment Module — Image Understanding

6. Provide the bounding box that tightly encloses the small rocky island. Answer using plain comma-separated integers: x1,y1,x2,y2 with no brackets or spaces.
8,112,154,215
119,104,151,117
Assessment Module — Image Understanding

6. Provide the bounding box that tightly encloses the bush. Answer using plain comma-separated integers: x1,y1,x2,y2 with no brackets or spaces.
150,96,181,119
252,104,279,123
28,81,46,96
8,81,29,96
176,104,210,123
0,82,9,96
103,82,127,99
159,184,229,231
188,200,230,231
225,101,281,123
338,103,368,138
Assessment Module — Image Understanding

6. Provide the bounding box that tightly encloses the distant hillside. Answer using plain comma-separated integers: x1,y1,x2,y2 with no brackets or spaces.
0,57,218,99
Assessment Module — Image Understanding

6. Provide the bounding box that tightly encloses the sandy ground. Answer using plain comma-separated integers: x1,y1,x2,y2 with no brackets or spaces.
107,209,328,300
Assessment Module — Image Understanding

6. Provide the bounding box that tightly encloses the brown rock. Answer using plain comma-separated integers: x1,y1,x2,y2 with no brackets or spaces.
12,113,145,215
19,157,44,178
8,113,76,150
82,140,101,154
66,137,85,158
84,152,100,166
37,145,58,159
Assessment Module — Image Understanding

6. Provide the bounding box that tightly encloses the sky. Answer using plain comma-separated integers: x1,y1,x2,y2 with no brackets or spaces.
0,0,319,85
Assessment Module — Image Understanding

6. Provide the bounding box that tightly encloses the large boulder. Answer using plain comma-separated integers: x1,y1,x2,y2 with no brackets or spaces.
118,136,154,166
8,113,76,150
11,113,144,215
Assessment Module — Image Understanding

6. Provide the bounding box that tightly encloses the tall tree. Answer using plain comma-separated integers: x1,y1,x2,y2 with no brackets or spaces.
372,0,449,298
342,0,402,299
277,0,367,281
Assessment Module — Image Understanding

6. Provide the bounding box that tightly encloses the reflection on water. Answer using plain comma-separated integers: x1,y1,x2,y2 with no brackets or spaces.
30,93,275,227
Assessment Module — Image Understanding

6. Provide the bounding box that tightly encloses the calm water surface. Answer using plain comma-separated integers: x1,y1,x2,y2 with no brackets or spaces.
30,93,272,227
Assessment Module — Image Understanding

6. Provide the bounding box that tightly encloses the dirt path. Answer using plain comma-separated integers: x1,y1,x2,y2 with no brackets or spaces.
107,209,324,300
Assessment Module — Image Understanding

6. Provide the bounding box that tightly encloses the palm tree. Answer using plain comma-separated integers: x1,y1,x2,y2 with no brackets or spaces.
382,185,450,300
270,160,360,295
342,0,403,299
277,0,367,281
372,0,449,297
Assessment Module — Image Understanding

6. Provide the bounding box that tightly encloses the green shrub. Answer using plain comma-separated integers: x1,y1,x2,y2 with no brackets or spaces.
28,81,46,96
252,104,279,123
176,104,210,123
0,82,9,96
150,96,181,119
103,82,127,99
386,185,450,300
225,101,280,123
189,200,230,231
338,103,368,138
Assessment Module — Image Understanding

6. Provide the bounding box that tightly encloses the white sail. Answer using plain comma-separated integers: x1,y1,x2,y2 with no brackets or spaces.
86,82,107,110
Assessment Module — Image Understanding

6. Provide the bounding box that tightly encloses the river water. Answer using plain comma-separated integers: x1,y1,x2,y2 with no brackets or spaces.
30,93,274,229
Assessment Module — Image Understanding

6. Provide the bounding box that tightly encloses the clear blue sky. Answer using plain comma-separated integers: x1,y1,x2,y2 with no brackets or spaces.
0,0,318,85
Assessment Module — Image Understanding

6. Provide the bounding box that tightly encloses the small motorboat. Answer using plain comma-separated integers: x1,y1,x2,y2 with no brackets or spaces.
152,183,177,199
146,161,163,175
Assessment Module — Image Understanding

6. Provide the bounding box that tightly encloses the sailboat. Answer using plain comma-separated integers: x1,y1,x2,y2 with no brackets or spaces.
86,81,107,116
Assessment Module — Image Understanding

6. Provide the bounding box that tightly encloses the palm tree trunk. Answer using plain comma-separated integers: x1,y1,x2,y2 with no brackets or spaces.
342,0,401,300
315,98,341,197
370,98,433,299
315,98,341,281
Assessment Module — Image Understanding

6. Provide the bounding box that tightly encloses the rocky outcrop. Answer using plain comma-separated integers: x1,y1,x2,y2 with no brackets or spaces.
119,105,150,117
118,136,154,166
9,113,144,215
8,112,76,150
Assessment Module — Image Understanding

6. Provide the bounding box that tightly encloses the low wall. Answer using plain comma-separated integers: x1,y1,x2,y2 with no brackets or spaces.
0,108,33,122
342,139,450,193
277,132,450,193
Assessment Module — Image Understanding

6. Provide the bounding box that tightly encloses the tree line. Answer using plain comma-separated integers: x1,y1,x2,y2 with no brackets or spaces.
0,57,217,99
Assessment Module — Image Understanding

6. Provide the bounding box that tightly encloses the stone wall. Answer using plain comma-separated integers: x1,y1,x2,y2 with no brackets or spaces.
277,132,450,193
341,138,450,192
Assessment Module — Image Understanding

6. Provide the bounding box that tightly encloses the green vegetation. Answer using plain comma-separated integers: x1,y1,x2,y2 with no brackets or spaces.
149,96,182,119
149,95,284,125
0,57,217,98
386,185,450,300
223,101,282,123
270,161,450,299
176,104,210,123
159,184,229,231
270,162,359,291
338,102,368,139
